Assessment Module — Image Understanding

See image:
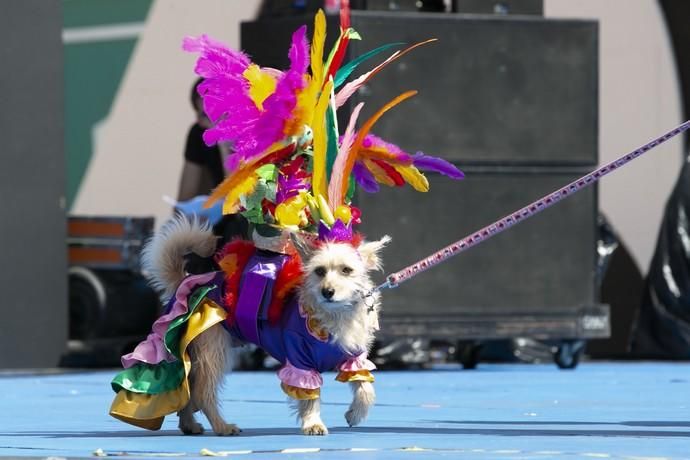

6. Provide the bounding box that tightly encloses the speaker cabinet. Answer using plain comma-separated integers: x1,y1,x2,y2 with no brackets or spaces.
242,11,607,344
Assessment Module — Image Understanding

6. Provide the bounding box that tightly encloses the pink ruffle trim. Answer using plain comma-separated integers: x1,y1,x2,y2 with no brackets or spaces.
121,272,217,369
339,353,376,372
277,360,323,389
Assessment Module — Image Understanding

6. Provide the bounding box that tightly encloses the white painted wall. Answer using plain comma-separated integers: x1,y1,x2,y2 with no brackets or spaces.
72,0,261,229
73,0,682,275
545,0,683,274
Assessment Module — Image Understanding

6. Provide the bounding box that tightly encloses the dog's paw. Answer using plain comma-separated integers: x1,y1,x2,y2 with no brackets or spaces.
214,423,241,436
180,422,204,435
345,409,365,427
302,423,329,436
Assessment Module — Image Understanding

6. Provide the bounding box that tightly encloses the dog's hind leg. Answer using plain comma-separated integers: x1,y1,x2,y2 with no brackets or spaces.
345,381,375,427
291,397,328,435
188,324,241,436
178,401,204,435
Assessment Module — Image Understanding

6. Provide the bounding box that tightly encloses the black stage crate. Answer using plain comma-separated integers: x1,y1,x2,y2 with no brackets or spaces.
357,168,607,341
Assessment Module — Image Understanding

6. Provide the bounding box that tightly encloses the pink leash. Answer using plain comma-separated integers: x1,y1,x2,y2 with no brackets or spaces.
372,120,690,294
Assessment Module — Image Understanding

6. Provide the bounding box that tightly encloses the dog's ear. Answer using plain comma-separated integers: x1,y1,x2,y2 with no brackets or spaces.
358,235,391,271
289,231,316,261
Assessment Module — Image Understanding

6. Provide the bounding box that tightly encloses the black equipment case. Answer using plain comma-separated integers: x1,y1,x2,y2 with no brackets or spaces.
241,8,609,368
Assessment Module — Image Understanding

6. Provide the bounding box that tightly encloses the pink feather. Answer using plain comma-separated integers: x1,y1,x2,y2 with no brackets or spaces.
183,35,260,152
235,25,310,166
328,102,364,208
361,134,413,163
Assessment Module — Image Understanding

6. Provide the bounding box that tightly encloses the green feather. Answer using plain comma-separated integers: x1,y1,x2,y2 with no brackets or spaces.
325,107,339,181
334,42,404,89
345,175,356,203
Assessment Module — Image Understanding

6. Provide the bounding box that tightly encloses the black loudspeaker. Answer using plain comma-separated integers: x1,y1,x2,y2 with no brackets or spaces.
242,11,607,364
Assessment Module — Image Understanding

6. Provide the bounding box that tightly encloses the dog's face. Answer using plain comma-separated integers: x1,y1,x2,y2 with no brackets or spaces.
297,236,390,311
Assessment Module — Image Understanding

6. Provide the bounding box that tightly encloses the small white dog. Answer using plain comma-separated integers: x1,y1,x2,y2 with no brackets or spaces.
142,216,390,436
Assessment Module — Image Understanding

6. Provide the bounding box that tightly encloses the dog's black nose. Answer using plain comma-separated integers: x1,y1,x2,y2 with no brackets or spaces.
321,287,335,300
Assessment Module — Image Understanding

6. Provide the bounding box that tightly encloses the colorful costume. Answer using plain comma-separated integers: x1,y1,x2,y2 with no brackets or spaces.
110,241,374,430
109,2,463,430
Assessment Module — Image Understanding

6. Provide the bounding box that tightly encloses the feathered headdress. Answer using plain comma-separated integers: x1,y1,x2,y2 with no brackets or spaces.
183,3,463,241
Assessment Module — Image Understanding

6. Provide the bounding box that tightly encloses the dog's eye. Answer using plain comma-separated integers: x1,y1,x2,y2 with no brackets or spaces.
341,266,353,275
314,266,327,277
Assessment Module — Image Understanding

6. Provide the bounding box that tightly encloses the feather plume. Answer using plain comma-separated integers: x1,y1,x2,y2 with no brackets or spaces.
223,173,259,214
233,26,309,165
184,35,260,150
371,159,405,186
326,34,350,81
243,64,277,110
328,102,364,208
182,34,251,77
311,9,327,86
311,79,334,200
335,39,436,108
341,0,351,30
325,84,340,182
394,164,429,192
413,152,465,179
363,159,396,187
205,142,296,207
352,161,380,193
334,42,403,88
336,90,418,200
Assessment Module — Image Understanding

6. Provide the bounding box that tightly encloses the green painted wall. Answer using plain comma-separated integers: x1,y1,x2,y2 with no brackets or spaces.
63,0,153,208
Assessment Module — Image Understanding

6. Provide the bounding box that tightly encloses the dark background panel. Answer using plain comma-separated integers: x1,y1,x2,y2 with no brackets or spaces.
243,12,598,166
359,170,598,313
348,12,598,166
0,0,67,368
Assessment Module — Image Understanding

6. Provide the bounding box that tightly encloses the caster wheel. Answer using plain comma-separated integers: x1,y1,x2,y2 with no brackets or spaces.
457,341,482,369
554,340,585,369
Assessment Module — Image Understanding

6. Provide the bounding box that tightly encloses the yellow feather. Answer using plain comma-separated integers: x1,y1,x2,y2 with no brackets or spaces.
204,142,293,209
311,79,334,199
364,159,396,187
358,147,413,164
311,9,326,86
222,173,259,214
243,64,277,110
283,75,318,138
393,164,429,192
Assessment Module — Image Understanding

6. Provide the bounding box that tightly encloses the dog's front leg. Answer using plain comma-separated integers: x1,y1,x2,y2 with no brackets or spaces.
345,381,375,427
292,398,328,435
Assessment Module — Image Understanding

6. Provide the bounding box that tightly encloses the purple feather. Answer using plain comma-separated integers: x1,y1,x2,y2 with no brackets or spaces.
352,161,380,193
276,175,310,204
412,152,465,179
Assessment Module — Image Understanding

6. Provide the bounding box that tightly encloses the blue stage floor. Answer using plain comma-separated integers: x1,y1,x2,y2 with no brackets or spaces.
1,363,689,459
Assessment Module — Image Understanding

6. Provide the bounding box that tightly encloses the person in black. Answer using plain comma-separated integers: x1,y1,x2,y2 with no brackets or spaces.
177,79,250,275
177,78,225,202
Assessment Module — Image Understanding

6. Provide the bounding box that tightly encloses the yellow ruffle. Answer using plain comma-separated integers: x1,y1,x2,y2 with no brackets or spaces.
335,370,375,383
281,382,321,400
109,298,227,430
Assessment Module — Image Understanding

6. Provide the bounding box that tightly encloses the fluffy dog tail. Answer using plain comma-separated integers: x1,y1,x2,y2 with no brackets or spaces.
141,214,217,300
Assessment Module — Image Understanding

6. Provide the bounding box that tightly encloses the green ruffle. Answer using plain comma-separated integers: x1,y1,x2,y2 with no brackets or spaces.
111,360,184,395
164,285,216,359
110,284,218,396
